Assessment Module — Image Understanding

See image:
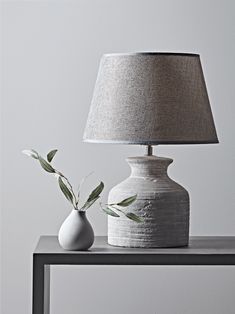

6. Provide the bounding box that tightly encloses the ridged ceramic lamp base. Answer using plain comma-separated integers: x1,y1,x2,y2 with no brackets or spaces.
108,156,190,248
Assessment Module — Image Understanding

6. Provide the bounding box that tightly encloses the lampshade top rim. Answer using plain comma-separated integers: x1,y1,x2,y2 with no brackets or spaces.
103,52,200,57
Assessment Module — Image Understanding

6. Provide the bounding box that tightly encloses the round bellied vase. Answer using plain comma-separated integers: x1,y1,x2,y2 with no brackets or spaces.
58,210,94,250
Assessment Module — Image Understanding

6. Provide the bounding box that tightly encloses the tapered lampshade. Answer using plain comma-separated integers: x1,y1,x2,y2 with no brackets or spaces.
83,52,218,144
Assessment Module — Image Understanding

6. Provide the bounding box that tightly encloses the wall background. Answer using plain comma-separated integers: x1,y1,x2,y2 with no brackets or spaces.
1,0,235,313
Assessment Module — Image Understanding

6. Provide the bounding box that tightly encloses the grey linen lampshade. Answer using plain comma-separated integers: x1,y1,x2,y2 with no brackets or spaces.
83,52,218,145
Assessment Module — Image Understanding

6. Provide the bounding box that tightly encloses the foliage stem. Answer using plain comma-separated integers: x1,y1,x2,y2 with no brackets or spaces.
56,171,78,209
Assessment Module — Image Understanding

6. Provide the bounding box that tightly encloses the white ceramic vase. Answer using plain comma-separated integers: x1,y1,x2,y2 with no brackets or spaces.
58,210,94,250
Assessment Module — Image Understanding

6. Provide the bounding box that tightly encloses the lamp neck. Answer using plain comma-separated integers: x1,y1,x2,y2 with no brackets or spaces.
126,156,173,178
145,145,153,156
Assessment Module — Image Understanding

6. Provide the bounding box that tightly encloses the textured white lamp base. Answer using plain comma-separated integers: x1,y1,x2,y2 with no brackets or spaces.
108,156,189,248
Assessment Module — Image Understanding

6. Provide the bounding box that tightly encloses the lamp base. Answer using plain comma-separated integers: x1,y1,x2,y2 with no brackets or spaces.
108,156,189,248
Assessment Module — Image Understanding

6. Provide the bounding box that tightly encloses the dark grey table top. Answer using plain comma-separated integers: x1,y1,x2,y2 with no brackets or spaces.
33,236,235,265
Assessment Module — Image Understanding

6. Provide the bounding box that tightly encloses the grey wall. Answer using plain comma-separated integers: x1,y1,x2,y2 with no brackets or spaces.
1,0,235,313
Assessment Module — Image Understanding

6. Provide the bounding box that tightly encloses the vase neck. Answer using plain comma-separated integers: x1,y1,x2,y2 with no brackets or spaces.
126,156,173,178
71,209,87,217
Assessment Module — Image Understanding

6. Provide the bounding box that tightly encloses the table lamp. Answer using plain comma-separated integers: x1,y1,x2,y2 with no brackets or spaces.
83,52,218,248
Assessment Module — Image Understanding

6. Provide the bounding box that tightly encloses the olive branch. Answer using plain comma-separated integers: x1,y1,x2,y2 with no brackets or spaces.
22,149,143,223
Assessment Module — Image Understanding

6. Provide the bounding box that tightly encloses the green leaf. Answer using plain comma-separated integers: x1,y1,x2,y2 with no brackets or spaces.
80,181,104,210
81,196,100,211
58,176,74,205
87,181,104,203
125,212,144,223
47,149,58,162
22,149,39,159
38,156,55,173
101,206,120,217
116,194,137,207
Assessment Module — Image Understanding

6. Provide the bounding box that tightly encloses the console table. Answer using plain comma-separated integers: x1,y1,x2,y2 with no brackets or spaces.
32,236,235,314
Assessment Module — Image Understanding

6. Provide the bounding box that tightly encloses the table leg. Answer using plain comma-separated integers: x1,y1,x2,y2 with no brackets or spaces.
32,255,50,314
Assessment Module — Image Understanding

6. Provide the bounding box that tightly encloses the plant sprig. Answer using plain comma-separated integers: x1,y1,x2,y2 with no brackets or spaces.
100,195,144,223
22,149,102,210
22,149,144,223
